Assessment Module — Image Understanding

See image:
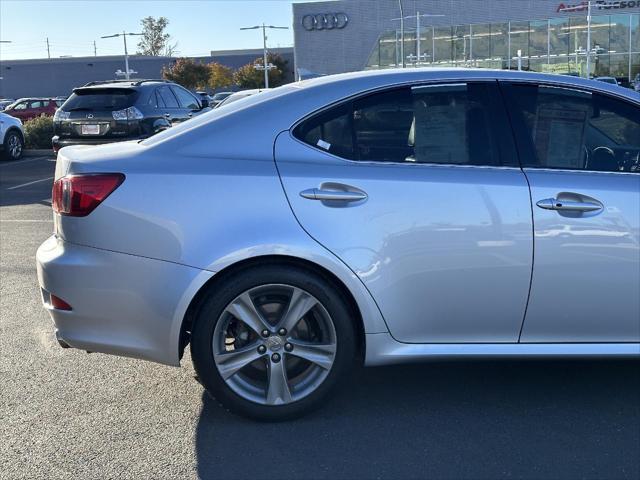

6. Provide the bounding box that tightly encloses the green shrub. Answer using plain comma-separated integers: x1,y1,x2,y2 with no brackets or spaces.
23,115,54,149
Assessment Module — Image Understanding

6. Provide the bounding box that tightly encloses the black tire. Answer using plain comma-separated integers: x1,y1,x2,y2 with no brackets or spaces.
190,263,357,421
2,130,24,161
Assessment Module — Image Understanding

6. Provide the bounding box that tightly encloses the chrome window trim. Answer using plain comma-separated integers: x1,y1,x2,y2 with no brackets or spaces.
523,167,639,176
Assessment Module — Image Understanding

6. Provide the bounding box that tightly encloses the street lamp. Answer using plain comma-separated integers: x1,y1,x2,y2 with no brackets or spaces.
559,0,621,78
100,31,143,80
240,24,288,88
392,10,444,67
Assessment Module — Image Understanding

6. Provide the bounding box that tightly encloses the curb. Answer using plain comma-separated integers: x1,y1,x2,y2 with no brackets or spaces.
23,149,54,157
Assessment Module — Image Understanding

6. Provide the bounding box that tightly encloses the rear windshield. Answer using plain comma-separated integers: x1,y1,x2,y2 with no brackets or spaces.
62,88,139,111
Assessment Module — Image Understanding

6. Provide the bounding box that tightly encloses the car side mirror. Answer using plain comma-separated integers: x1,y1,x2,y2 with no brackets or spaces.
200,98,209,109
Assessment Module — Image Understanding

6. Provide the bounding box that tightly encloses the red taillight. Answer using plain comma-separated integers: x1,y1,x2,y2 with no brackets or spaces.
52,173,125,217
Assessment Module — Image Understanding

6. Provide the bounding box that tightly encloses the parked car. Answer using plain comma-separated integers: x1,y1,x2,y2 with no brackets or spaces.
3,98,61,121
37,69,640,420
0,112,24,160
52,79,209,152
595,76,620,86
0,99,16,111
214,88,267,108
210,91,232,107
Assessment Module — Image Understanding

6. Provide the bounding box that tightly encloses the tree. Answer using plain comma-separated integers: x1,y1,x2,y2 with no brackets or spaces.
161,58,209,90
208,62,234,90
233,53,289,89
137,16,176,56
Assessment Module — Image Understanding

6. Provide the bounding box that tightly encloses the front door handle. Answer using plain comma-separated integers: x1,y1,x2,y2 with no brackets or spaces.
536,198,602,212
300,188,367,202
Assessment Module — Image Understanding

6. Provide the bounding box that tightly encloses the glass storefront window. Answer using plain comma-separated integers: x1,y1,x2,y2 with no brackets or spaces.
610,14,631,53
434,26,453,63
593,54,610,77
547,56,571,75
632,14,639,52
610,53,630,78
491,23,508,62
382,31,399,68
471,23,491,60
452,25,470,64
403,30,417,65
365,13,639,82
590,15,610,54
417,27,434,65
631,54,640,80
549,18,570,58
510,21,530,69
530,20,548,58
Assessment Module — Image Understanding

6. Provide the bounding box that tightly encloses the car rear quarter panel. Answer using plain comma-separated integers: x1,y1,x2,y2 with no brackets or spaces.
55,136,389,337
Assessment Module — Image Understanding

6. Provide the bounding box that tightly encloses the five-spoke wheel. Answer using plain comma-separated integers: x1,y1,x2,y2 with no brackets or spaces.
191,264,355,420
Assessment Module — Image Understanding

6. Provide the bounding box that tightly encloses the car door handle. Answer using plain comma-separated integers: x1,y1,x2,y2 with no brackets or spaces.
536,198,602,212
300,188,368,202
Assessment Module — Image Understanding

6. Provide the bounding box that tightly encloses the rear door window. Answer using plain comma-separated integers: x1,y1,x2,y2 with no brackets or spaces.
63,88,138,111
158,86,179,108
294,82,509,166
171,86,200,110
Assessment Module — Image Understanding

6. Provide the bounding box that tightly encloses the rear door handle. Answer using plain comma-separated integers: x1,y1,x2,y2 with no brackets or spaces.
536,198,602,212
300,188,367,202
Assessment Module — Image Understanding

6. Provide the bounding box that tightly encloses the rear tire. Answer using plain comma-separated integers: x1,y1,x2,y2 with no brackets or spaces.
190,263,356,421
2,131,23,161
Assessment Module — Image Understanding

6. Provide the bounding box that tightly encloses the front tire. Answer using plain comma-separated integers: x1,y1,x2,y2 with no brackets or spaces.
2,131,24,161
191,264,356,421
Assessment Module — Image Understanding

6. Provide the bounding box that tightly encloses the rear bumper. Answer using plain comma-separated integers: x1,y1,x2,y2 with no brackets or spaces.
36,236,213,366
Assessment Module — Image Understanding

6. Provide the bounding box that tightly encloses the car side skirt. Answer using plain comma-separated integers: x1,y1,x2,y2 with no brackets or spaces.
365,333,640,366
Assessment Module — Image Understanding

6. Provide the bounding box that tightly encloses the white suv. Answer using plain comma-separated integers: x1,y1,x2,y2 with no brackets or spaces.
0,112,24,160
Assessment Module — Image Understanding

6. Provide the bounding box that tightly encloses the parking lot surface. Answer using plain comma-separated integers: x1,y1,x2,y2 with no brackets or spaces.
1,156,639,479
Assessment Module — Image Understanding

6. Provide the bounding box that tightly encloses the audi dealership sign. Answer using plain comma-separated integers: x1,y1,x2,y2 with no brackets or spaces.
302,12,349,31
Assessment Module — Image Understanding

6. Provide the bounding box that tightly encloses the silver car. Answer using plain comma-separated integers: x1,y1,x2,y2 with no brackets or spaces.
37,69,640,420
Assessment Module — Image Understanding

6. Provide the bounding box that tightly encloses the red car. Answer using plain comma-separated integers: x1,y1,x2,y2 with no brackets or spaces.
4,98,63,122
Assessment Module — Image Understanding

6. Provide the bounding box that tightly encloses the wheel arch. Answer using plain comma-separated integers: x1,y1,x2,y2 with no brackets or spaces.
4,126,24,143
178,254,368,363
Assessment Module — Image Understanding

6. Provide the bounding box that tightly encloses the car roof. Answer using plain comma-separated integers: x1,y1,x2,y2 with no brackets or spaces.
78,79,173,90
293,67,639,103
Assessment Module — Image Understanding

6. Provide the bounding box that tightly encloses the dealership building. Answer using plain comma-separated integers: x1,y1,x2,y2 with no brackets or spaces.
293,0,640,82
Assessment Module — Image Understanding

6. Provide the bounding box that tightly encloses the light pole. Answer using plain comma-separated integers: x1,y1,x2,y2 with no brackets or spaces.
240,23,288,88
392,10,444,67
559,0,621,78
100,31,143,80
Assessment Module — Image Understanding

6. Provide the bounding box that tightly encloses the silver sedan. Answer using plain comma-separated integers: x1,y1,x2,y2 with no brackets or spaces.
37,69,640,420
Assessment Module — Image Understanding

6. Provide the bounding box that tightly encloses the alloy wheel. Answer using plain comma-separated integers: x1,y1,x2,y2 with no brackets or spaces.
7,134,22,159
212,284,337,406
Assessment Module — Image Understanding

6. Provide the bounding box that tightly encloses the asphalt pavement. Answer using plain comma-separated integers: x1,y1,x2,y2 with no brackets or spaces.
1,156,639,479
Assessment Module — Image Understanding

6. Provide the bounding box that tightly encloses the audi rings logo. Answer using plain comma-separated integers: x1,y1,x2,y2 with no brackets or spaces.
302,12,349,31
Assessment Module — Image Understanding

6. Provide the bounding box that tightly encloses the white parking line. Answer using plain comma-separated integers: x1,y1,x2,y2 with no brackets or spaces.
6,176,54,190
0,156,53,167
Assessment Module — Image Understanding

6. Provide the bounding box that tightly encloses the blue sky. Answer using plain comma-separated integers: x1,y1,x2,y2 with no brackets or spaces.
0,0,318,60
